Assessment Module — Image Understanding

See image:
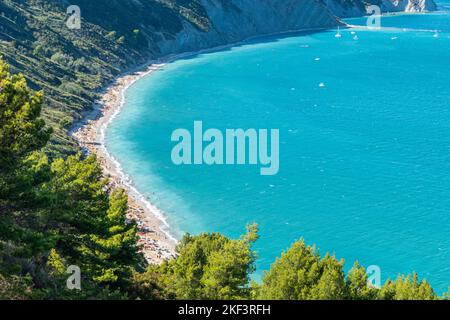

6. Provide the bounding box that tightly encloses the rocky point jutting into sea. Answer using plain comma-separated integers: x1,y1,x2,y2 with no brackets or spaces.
154,0,437,56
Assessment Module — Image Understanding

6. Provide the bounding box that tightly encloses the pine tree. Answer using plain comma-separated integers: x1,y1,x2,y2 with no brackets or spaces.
346,262,377,300
259,240,349,300
134,224,259,300
378,273,436,300
43,154,145,292
0,59,144,299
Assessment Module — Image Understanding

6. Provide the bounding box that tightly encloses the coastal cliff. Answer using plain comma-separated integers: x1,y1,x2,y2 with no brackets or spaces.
0,0,437,152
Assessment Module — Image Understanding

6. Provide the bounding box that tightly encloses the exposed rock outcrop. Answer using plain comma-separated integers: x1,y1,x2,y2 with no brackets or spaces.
157,0,437,57
376,0,436,12
158,0,341,55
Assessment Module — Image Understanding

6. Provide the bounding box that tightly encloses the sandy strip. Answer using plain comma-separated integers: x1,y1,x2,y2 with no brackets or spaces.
71,62,178,264
70,25,337,265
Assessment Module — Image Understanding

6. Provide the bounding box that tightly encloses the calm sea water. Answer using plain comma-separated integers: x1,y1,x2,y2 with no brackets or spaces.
107,11,450,293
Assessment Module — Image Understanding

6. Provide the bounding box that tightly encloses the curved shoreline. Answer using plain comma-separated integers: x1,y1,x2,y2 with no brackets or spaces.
70,12,439,264
70,25,338,264
70,14,435,264
71,62,178,263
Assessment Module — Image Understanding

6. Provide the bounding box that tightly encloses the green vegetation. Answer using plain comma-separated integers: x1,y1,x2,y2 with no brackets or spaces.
133,224,259,300
255,241,436,300
0,0,213,155
0,59,448,300
132,233,443,301
0,0,447,301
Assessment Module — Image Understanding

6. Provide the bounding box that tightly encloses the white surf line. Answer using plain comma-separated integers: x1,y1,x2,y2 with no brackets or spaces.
96,65,179,245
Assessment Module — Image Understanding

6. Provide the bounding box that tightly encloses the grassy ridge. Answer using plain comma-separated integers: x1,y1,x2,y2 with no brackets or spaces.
0,0,211,155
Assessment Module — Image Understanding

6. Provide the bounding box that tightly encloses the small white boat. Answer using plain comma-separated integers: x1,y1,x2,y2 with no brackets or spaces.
433,30,439,38
319,82,326,88
353,35,359,40
335,26,342,38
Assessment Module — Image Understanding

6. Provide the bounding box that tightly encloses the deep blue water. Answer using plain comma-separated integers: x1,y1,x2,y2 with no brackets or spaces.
107,11,450,293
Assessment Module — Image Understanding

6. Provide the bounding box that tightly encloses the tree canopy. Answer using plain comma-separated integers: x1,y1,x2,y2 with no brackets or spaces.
0,59,447,300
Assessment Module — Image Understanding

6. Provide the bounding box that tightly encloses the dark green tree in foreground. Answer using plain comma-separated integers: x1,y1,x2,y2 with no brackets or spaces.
256,240,347,300
0,60,53,288
377,273,436,300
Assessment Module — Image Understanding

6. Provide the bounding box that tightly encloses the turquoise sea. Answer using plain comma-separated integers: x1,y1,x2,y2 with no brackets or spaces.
107,9,450,293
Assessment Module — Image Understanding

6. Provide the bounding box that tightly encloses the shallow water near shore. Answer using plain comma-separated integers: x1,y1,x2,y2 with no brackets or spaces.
107,12,450,292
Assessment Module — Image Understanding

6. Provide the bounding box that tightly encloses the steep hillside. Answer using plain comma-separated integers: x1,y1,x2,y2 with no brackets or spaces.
0,0,436,154
0,0,201,153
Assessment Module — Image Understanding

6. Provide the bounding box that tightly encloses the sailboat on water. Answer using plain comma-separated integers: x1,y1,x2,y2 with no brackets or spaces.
335,26,342,38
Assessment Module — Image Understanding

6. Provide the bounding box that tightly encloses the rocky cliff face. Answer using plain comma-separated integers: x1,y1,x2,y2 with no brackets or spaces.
158,0,340,55
157,0,437,56
378,0,437,12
